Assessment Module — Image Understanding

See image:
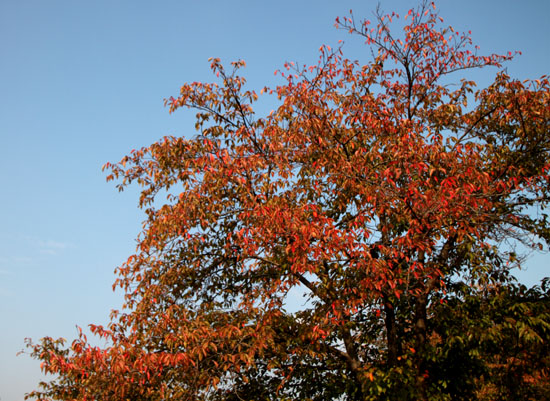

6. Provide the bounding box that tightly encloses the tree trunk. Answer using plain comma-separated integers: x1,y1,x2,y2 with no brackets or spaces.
384,296,400,367
414,295,428,401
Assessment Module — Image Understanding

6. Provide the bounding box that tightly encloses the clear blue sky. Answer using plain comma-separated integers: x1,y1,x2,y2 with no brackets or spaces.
1,1,548,400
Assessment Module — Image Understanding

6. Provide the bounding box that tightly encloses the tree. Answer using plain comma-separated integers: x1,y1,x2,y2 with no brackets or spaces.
25,1,550,400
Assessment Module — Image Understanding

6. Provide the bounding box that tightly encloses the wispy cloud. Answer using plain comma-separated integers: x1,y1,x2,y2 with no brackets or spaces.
38,239,72,255
12,256,33,264
39,240,70,249
0,254,32,268
1,236,73,269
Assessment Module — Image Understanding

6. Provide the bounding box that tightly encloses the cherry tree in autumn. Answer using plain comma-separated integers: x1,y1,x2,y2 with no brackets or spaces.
25,1,550,400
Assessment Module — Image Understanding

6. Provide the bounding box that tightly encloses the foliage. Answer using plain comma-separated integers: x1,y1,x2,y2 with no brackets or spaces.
473,279,550,400
430,277,550,400
25,1,550,400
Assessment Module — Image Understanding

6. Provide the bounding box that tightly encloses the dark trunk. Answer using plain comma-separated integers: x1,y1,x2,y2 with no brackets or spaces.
414,295,428,401
384,297,400,367
341,326,365,401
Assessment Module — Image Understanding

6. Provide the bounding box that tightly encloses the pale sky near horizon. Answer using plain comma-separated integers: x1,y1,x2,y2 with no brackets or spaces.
1,1,549,400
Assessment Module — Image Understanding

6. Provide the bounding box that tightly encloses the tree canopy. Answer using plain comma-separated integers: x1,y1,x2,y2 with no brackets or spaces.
26,2,550,400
